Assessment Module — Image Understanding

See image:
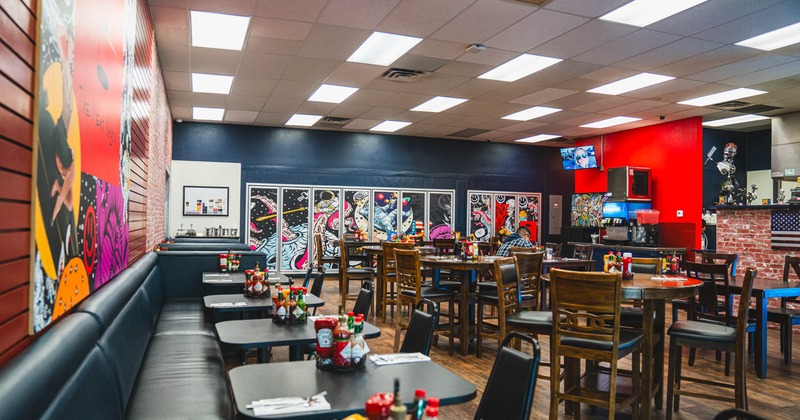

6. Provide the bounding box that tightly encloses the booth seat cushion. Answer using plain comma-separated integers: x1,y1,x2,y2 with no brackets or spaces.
126,334,233,419
154,298,215,337
160,242,251,252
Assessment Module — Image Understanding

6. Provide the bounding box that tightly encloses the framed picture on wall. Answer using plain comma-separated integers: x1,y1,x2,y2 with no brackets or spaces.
183,186,229,216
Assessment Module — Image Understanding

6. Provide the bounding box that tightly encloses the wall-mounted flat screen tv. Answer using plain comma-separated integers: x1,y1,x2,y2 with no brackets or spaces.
560,145,598,170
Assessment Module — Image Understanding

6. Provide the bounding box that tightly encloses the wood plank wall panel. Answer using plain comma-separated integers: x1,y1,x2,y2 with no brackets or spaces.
0,0,36,362
0,0,172,364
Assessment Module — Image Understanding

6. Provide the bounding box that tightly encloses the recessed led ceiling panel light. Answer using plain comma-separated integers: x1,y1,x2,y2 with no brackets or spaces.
502,106,562,121
678,88,767,106
347,32,422,66
191,11,250,51
587,73,675,95
736,21,800,51
515,134,561,143
411,96,468,113
191,73,234,94
478,54,563,82
370,121,411,132
580,116,641,129
286,114,323,127
308,84,359,104
192,107,225,121
600,0,707,27
702,114,770,127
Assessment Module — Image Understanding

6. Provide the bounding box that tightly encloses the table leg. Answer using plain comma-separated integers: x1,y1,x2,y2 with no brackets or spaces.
375,255,384,317
460,271,470,355
289,345,304,361
756,291,767,379
654,300,666,410
641,299,655,420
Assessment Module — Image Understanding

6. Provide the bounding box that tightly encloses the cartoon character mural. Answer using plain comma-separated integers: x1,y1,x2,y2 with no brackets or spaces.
249,187,279,270
429,192,453,239
571,193,605,227
313,189,341,267
373,191,399,240
402,192,425,237
343,189,370,237
494,195,516,237
280,188,310,271
31,0,135,332
469,193,493,242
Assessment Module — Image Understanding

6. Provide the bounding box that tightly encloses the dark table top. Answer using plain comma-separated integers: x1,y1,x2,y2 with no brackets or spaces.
203,293,324,311
202,272,291,285
229,360,477,419
216,318,380,348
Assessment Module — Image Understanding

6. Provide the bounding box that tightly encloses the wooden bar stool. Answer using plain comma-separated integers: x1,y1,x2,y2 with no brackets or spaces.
379,241,414,322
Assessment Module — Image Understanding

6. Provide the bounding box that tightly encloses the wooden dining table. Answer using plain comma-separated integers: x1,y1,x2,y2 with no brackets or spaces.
726,275,800,379
543,272,701,420
361,244,437,317
419,255,499,355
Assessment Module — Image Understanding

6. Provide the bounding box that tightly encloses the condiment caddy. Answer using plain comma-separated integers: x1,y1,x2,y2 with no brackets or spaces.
314,305,369,371
271,285,309,324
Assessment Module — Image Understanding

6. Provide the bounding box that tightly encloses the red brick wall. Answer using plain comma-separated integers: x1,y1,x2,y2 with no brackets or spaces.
716,209,798,279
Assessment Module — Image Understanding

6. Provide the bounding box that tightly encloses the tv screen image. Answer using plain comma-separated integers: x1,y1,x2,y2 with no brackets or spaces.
561,145,598,170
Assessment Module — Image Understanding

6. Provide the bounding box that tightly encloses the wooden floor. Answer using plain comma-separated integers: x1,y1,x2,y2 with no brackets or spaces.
222,279,800,419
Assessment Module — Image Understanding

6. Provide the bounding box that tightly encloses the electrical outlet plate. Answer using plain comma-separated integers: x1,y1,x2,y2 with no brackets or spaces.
677,210,684,217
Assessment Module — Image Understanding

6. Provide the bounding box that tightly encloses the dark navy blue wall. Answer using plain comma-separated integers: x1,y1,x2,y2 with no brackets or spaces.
172,122,575,242
702,128,771,207
745,129,771,171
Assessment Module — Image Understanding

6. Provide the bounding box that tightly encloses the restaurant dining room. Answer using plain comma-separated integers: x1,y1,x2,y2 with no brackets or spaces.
3,0,800,419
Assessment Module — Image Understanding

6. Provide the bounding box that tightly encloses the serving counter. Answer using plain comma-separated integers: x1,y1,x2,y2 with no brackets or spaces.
567,242,686,271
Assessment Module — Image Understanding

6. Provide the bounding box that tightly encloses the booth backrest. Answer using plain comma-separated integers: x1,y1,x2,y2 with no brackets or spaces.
156,250,267,298
159,242,251,252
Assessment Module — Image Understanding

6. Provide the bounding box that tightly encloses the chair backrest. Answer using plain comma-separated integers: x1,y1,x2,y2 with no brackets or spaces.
352,280,374,318
550,269,623,358
433,238,456,255
783,255,800,282
309,267,325,297
493,257,522,325
478,242,499,256
314,233,326,268
508,246,534,255
301,267,314,288
394,248,422,300
381,241,415,277
683,260,732,324
631,257,663,274
701,251,738,276
399,298,439,355
545,242,562,257
735,268,757,356
508,251,544,309
573,244,594,260
474,332,541,420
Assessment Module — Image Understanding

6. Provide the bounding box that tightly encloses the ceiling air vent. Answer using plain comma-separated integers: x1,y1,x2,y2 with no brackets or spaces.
733,104,782,114
708,100,752,110
319,117,351,125
381,68,428,83
449,128,491,138
514,0,551,5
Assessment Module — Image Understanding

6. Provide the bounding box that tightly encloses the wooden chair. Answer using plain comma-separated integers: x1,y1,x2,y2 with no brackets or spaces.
666,267,757,419
393,248,455,354
433,238,456,255
478,241,499,256
672,252,738,322
767,255,800,365
398,298,439,355
509,250,544,310
380,241,414,322
338,239,375,311
549,269,642,420
545,242,562,257
314,233,339,269
572,243,594,260
474,332,541,420
352,280,374,319
619,258,663,329
631,257,663,275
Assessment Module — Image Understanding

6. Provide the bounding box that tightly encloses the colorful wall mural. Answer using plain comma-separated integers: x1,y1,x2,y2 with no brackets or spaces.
570,193,606,227
468,191,542,243
31,0,137,332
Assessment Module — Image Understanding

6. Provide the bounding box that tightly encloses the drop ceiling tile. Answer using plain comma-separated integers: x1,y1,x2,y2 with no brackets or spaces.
317,0,399,30
454,47,518,66
231,77,277,97
238,53,293,78
573,96,638,113
543,0,630,18
162,71,190,91
648,0,785,36
347,89,398,107
225,110,259,123
442,79,501,99
621,78,707,100
654,45,759,78
325,62,387,86
393,55,450,72
255,111,293,126
330,104,373,118
261,97,304,113
412,39,471,60
628,103,693,119
397,123,440,136
436,61,493,78
295,102,337,115
579,66,640,83
150,6,188,29
391,110,435,123
573,29,682,66
228,95,267,111
254,0,326,21
474,81,540,103
281,57,342,83
378,92,429,109
485,9,589,52
524,60,603,87
187,0,257,15
244,37,304,55
171,106,191,119
297,24,370,60
686,53,798,83
249,17,311,40
615,38,724,72
552,77,607,92
531,20,636,59
190,48,242,74
448,115,496,128
270,80,318,99
158,44,191,71
430,0,536,44
421,125,463,137
510,87,578,105
457,101,522,118
661,107,717,120
359,106,407,120
417,112,466,126
474,119,523,130
692,1,800,44
167,91,193,107
384,73,471,96
155,26,189,46
190,92,230,108
379,0,472,37
602,99,669,116
500,121,548,132
150,0,186,8
342,118,382,130
533,110,587,124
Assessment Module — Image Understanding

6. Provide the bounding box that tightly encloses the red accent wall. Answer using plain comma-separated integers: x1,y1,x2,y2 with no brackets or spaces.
574,117,703,252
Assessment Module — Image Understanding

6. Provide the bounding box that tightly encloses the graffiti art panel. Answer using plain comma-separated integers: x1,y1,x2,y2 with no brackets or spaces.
469,193,492,241
280,188,310,271
402,191,425,237
313,189,341,268
428,192,453,239
248,186,279,270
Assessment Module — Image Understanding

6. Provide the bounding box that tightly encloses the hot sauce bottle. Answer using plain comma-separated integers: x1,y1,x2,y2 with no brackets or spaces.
333,305,352,368
287,289,298,322
314,315,337,366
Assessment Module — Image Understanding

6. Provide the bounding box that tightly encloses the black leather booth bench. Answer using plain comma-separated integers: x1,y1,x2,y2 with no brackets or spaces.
0,250,267,419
